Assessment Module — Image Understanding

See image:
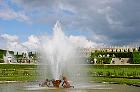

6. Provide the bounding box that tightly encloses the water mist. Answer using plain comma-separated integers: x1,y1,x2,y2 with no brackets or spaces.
38,21,87,83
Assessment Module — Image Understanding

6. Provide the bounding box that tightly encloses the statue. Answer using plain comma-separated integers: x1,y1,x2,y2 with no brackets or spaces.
39,76,74,88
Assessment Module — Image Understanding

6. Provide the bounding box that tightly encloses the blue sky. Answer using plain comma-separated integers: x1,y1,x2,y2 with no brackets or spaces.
0,0,140,51
0,0,88,42
0,19,52,42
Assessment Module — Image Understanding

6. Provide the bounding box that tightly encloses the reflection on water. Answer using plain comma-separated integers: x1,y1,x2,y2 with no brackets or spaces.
0,82,140,92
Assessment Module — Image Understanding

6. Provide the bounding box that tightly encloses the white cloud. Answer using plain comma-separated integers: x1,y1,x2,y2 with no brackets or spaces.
1,0,140,47
7,42,27,52
11,0,140,45
69,35,98,48
22,35,40,50
0,0,30,22
0,34,18,42
0,34,25,51
0,33,99,52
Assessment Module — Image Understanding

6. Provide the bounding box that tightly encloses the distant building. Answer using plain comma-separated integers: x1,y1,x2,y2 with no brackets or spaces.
15,51,38,64
0,49,38,64
80,46,140,64
81,47,139,56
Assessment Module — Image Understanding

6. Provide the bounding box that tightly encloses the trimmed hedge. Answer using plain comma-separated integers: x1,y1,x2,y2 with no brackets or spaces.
90,51,140,64
86,64,140,69
0,64,37,69
132,52,140,64
90,52,133,58
95,57,112,64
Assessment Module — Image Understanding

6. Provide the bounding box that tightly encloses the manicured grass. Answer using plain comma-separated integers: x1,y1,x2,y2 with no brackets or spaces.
0,64,140,86
86,64,140,86
0,76,37,81
0,64,38,81
89,77,140,85
87,64,140,78
0,64,37,69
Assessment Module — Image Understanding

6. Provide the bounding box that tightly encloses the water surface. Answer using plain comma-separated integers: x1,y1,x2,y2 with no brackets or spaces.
0,82,140,92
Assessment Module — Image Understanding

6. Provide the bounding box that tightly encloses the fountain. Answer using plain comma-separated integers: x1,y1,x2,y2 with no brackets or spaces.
38,21,87,88
1,21,138,92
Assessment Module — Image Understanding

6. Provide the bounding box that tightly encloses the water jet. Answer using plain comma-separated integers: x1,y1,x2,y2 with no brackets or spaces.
38,21,87,88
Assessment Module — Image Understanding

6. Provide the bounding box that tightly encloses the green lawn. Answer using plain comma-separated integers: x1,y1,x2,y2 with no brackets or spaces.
0,76,37,81
0,64,140,86
89,77,140,86
86,64,140,86
0,64,38,81
87,65,140,77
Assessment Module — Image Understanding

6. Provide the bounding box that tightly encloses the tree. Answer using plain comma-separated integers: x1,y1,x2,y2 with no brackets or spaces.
132,52,140,64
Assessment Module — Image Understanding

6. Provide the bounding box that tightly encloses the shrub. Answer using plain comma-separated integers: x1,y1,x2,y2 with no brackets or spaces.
132,52,140,64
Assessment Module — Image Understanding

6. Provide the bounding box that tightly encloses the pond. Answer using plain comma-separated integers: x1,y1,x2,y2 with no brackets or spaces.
0,81,140,92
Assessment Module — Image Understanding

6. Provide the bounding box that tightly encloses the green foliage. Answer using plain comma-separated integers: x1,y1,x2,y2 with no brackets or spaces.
89,52,112,64
96,57,112,64
0,49,14,63
96,71,103,76
104,57,112,64
90,52,133,58
132,52,140,64
89,51,140,64
0,59,4,63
